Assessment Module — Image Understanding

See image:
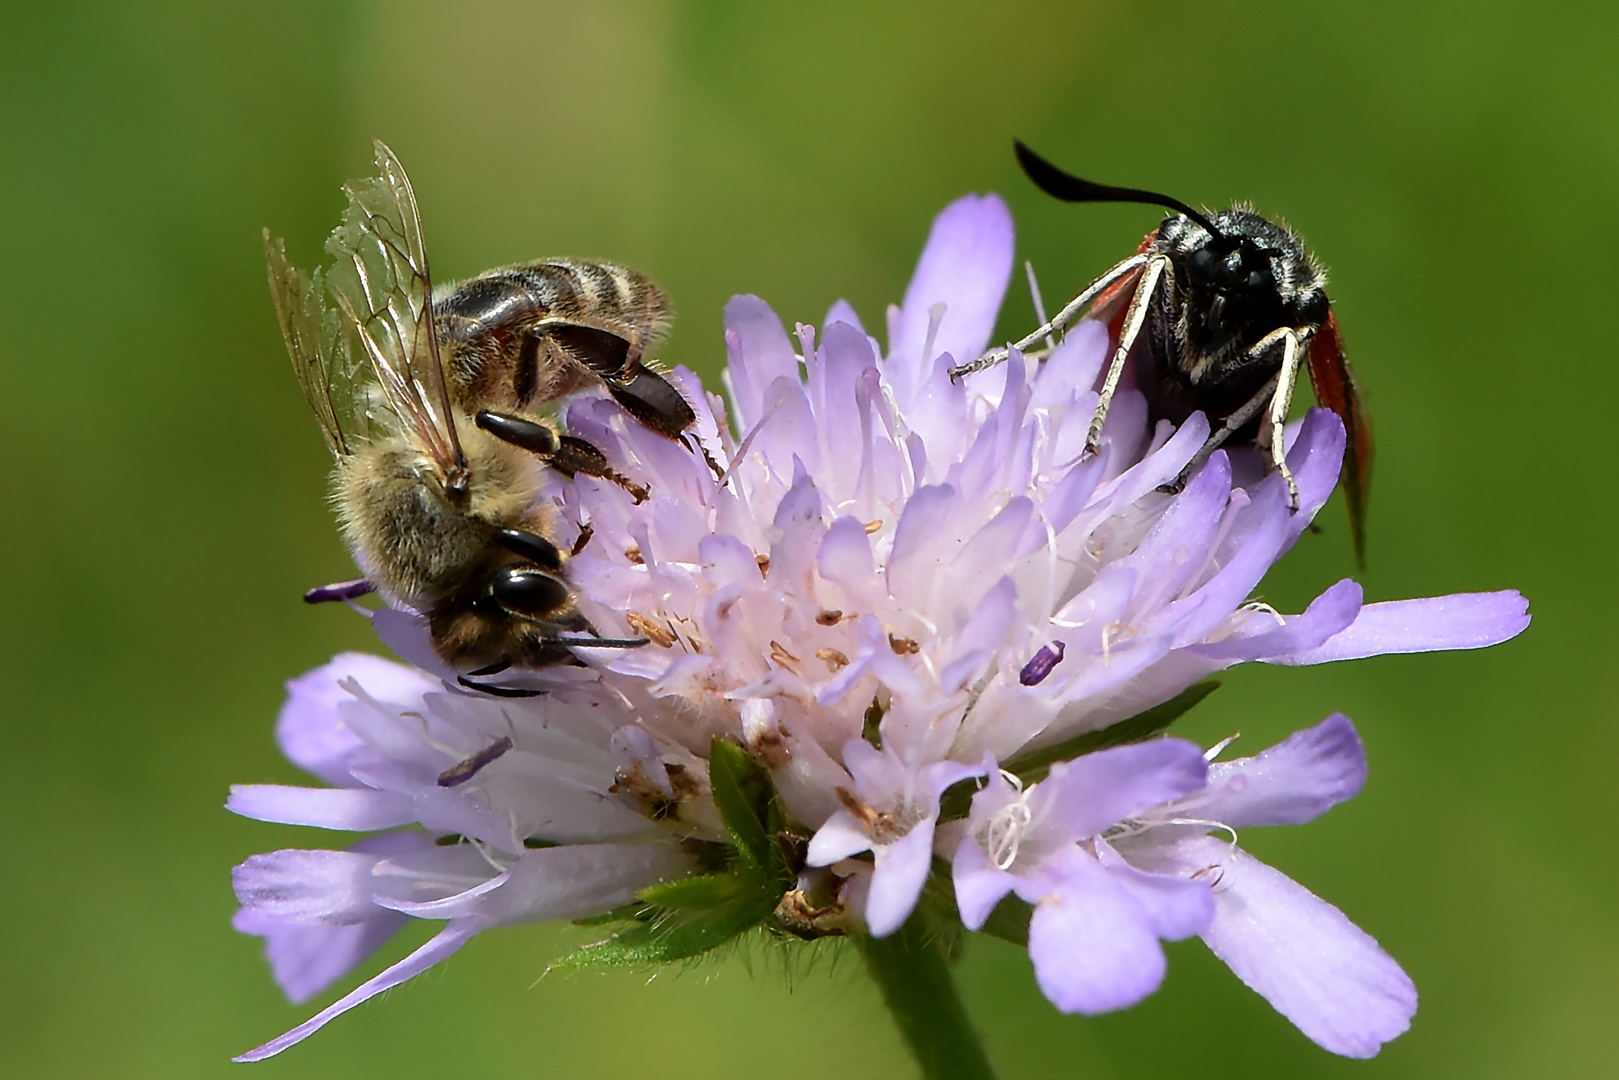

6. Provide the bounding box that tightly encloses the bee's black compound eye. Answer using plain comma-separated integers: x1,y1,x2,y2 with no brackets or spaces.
491,566,570,619
494,528,564,571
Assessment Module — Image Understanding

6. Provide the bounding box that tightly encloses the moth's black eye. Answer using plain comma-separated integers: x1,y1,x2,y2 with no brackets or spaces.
1190,247,1216,275
1245,270,1269,290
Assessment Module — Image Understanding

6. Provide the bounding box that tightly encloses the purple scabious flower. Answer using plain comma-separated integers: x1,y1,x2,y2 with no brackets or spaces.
233,193,1529,1060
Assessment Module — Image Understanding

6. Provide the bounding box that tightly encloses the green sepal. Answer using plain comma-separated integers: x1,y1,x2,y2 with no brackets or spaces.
571,900,650,927
549,890,780,970
638,872,754,911
708,737,778,877
1003,680,1221,784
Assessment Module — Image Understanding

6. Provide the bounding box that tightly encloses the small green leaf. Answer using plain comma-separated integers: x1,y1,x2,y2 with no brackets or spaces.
1003,680,1221,784
639,872,753,910
708,737,776,876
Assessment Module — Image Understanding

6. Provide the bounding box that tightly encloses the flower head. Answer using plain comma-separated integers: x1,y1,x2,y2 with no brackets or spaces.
233,193,1528,1059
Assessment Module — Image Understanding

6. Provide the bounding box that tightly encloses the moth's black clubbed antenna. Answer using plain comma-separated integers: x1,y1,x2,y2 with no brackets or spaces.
1013,140,1226,243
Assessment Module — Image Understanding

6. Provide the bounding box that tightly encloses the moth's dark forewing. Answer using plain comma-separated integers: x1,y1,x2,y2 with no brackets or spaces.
1307,313,1372,565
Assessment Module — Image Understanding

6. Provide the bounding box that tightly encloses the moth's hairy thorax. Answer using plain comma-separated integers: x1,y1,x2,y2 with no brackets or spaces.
335,422,549,608
1138,207,1329,429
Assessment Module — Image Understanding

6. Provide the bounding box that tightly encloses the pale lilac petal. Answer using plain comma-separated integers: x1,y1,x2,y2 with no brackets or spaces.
806,810,874,867
232,832,430,1002
276,654,431,785
366,844,506,910
824,298,864,333
724,295,799,429
234,922,481,1062
813,323,882,478
233,849,383,924
226,784,415,831
385,843,690,926
1094,838,1214,940
1037,740,1209,841
1191,579,1363,663
232,908,407,1005
1180,837,1416,1058
951,832,1017,930
1022,848,1166,1014
889,193,1014,377
1200,714,1367,827
817,515,878,590
370,608,457,682
866,821,935,937
919,758,988,807
1118,451,1233,614
840,736,904,801
886,483,960,610
1272,591,1531,665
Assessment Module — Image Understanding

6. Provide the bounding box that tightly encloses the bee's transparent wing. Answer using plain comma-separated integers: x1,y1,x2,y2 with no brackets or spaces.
324,140,466,482
265,230,362,458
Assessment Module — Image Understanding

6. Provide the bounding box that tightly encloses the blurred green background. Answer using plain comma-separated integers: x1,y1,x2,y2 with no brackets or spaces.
0,1,1609,1076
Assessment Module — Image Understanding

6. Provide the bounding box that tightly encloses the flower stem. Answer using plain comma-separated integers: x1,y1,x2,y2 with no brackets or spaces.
858,920,998,1080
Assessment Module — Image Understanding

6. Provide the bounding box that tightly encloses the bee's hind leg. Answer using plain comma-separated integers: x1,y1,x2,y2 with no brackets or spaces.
475,410,649,504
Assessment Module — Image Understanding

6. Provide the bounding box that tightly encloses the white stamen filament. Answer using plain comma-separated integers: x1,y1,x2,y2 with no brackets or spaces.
984,771,1032,870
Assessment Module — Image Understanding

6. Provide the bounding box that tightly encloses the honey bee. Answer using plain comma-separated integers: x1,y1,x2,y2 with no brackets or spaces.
266,141,671,690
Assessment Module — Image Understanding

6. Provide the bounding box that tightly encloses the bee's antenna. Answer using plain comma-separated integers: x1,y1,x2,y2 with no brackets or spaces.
1014,140,1227,244
554,636,651,649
